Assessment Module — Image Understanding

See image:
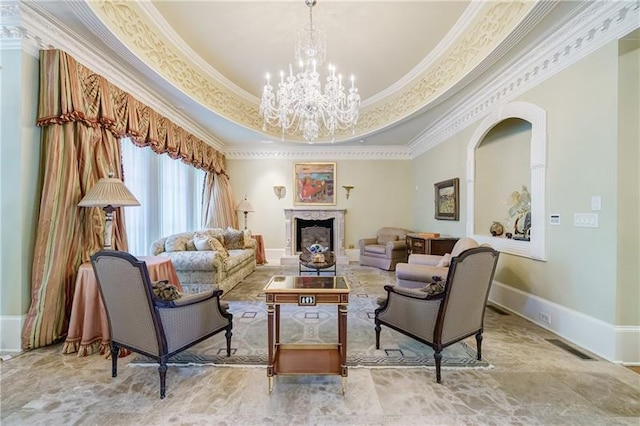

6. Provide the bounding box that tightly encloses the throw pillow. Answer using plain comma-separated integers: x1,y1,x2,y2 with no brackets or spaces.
436,253,451,268
208,237,229,260
224,227,244,250
378,234,398,244
243,229,253,248
151,280,182,301
164,234,190,252
421,280,445,296
193,235,212,251
185,239,197,251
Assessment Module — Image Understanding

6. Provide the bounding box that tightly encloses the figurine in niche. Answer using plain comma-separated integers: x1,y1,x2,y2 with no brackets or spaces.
490,221,504,236
505,185,531,241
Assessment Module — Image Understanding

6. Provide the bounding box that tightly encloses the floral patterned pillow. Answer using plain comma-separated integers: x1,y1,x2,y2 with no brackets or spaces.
208,237,229,260
151,280,182,301
164,234,191,252
224,227,244,250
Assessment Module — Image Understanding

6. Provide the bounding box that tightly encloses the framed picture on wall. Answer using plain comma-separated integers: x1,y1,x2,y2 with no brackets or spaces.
293,162,336,206
434,178,459,221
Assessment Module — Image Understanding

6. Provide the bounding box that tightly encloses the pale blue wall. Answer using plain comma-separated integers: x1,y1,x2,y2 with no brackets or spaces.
0,47,42,350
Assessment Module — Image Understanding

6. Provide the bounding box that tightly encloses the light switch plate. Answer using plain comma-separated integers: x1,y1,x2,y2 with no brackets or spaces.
574,213,598,228
550,214,560,225
591,195,601,211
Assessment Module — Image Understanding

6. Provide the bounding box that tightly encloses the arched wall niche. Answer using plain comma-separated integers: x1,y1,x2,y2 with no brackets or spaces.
466,102,547,260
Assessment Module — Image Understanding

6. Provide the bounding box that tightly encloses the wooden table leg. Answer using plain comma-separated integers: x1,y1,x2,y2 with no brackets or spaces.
267,303,275,393
339,303,348,393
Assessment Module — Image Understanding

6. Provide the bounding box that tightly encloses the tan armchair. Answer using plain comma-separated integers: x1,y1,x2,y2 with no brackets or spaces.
90,250,233,399
396,237,479,288
359,227,413,271
375,246,500,383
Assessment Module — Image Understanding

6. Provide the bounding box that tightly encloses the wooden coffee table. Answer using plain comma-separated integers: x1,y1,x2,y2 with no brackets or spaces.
264,275,350,394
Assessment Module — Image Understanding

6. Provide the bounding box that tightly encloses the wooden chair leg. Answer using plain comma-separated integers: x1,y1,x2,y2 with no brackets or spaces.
158,359,168,399
225,327,233,357
434,348,443,383
374,321,381,349
110,343,119,377
475,331,483,360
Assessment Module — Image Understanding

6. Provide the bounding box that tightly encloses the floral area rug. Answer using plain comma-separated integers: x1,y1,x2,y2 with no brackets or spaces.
133,265,490,369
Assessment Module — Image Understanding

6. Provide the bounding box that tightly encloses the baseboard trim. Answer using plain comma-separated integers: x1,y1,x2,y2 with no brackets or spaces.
489,280,640,364
0,315,25,353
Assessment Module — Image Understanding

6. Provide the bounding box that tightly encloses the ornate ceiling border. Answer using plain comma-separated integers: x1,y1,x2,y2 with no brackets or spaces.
223,145,412,161
85,0,534,143
9,0,225,151
408,0,640,158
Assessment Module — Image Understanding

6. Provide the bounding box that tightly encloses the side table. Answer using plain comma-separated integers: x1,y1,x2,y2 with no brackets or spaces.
62,256,181,357
252,234,267,265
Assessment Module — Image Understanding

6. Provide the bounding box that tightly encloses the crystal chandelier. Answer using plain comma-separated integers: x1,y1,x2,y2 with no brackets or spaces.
259,0,361,142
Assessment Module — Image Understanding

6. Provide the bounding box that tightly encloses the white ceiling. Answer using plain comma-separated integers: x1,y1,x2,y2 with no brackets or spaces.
19,1,614,153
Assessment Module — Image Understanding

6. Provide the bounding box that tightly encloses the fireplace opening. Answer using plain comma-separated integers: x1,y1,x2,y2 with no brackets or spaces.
296,218,334,252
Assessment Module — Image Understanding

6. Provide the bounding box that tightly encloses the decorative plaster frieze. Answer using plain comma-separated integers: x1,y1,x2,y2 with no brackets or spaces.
90,1,262,130
223,146,412,161
409,0,640,158
18,1,225,151
84,0,534,143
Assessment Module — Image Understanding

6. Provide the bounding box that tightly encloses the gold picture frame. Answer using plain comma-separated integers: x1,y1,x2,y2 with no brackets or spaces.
434,178,459,221
293,162,336,206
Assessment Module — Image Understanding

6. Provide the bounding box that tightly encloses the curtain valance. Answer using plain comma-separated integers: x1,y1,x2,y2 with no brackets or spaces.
36,49,227,175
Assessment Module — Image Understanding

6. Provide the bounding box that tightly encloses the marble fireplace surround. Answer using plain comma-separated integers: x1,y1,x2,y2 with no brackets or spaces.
281,208,348,265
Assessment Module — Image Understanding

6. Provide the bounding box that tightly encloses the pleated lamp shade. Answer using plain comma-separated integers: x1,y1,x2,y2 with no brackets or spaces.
78,176,140,208
78,175,140,250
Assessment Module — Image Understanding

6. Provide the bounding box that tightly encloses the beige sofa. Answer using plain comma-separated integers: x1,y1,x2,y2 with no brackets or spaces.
151,227,256,294
359,227,413,271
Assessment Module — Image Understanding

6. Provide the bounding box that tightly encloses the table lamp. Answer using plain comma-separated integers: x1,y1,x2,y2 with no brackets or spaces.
236,196,255,230
78,172,140,249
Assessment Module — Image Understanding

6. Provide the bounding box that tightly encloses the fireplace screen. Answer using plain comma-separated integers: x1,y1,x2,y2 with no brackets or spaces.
296,219,334,252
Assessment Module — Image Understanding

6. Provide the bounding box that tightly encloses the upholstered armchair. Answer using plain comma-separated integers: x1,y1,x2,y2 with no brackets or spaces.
396,237,479,288
90,250,233,399
359,227,413,271
375,246,500,383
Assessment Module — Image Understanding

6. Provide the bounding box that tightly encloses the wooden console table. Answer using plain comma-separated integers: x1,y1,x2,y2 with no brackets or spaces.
406,234,459,256
264,275,350,394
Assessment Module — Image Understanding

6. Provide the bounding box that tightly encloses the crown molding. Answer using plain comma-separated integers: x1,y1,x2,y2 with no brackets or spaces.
15,1,226,151
224,145,411,161
409,0,640,158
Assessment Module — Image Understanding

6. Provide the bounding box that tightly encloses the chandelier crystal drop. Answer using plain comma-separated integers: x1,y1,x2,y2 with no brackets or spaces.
259,0,361,142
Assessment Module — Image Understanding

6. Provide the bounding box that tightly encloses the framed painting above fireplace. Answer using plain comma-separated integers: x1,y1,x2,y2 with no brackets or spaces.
294,162,336,206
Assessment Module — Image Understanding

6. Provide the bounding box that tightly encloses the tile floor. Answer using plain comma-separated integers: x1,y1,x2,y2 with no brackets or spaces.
1,292,639,425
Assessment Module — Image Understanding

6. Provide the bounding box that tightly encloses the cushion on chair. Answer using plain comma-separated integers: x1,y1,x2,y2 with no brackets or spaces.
451,238,479,257
365,244,388,254
421,280,445,296
436,253,451,268
378,234,398,244
151,280,182,301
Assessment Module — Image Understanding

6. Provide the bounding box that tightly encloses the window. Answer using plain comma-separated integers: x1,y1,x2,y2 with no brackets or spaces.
121,138,205,256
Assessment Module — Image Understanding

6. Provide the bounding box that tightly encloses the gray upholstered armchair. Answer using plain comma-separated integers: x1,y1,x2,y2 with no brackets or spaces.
90,250,233,399
396,237,480,288
358,227,413,271
375,246,500,383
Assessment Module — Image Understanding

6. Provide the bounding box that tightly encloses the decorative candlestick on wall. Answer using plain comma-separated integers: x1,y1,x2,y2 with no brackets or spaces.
342,185,354,200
